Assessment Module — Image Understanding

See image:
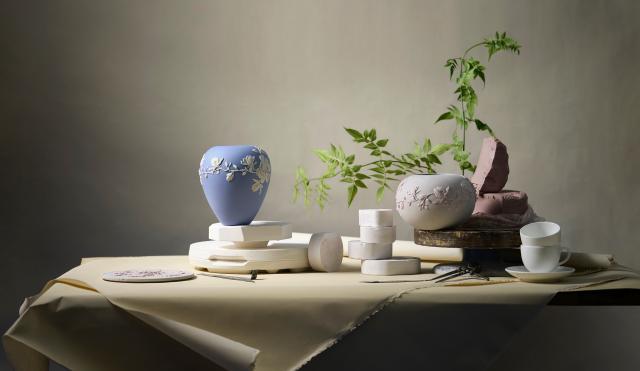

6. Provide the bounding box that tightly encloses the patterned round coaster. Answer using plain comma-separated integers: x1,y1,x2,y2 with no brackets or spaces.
102,269,195,283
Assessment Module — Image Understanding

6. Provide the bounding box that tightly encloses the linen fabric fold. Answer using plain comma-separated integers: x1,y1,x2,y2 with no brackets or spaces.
4,245,636,371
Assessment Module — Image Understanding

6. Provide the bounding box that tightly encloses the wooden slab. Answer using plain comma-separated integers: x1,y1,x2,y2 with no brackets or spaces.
414,228,521,249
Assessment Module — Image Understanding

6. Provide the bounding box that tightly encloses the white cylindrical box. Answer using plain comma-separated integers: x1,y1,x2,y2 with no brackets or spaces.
308,232,344,272
359,209,394,227
360,225,396,244
348,240,393,260
361,257,421,276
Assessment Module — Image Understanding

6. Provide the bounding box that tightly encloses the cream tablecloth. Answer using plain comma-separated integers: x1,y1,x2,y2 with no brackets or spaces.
4,252,640,371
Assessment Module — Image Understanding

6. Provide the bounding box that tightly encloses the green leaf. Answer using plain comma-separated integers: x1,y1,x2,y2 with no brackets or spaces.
474,119,495,136
376,186,385,202
376,139,389,147
347,185,358,206
459,161,475,172
445,58,459,80
430,143,452,155
313,149,330,162
422,138,431,153
354,179,367,188
426,154,441,164
476,70,485,85
344,127,363,141
370,149,381,156
466,93,478,119
355,173,370,179
370,129,377,141
364,142,377,150
453,149,470,162
435,111,453,124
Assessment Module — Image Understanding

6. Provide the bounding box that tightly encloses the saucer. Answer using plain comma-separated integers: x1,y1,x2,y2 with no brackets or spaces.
102,269,195,283
505,266,575,283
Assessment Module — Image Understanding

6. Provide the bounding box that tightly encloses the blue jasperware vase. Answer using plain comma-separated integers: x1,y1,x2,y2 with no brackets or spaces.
198,145,271,225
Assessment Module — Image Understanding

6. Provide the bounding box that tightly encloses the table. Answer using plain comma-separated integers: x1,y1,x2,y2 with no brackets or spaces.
4,255,640,371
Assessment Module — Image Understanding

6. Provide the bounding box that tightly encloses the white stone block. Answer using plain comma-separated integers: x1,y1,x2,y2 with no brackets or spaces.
360,225,396,244
359,209,394,227
308,232,343,272
347,240,393,260
361,257,421,276
209,221,292,243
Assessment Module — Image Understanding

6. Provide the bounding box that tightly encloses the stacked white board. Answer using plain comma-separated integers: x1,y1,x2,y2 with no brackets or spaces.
189,221,310,274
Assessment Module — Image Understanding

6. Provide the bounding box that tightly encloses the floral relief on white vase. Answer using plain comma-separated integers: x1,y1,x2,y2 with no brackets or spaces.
395,173,476,231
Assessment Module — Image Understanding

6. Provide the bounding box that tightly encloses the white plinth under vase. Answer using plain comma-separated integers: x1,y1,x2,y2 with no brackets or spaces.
190,221,310,274
208,221,292,246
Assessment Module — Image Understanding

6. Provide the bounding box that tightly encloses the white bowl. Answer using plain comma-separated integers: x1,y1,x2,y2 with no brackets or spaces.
520,221,561,247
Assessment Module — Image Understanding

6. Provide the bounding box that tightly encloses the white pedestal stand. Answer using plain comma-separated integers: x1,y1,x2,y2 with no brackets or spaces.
189,221,310,274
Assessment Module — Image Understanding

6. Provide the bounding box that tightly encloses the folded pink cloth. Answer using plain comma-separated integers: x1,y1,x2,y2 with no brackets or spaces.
474,190,529,215
463,205,542,229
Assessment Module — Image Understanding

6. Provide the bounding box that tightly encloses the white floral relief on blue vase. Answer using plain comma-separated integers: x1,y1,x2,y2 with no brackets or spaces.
198,145,271,225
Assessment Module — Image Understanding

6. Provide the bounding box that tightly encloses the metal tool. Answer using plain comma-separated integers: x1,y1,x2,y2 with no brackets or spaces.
434,264,475,283
197,271,257,283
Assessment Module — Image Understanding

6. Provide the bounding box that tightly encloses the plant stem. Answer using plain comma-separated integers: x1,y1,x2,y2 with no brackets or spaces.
458,41,485,176
458,58,467,176
305,159,428,183
463,42,485,58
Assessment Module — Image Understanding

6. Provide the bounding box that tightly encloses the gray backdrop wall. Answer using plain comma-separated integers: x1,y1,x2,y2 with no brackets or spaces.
2,0,639,363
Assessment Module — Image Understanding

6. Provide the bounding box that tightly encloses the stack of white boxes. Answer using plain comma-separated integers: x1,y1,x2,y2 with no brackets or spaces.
349,209,421,275
349,209,395,260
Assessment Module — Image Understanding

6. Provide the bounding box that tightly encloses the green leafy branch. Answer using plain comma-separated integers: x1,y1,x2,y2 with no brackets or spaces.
436,32,521,174
293,32,521,209
293,128,450,208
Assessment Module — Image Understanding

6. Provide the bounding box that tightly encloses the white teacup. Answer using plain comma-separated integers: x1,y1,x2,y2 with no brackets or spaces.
521,245,571,273
520,222,561,247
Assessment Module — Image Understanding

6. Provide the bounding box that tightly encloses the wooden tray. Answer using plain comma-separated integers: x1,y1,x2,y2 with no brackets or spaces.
414,228,521,249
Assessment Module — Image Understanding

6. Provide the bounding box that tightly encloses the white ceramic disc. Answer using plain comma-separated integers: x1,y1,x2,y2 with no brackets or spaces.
505,265,575,283
308,232,343,272
361,257,421,276
360,225,396,244
348,240,392,260
209,221,292,242
102,269,194,283
359,209,394,227
189,240,309,274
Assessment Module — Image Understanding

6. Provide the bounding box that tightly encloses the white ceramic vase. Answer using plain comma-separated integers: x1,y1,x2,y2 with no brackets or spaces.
395,173,476,230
